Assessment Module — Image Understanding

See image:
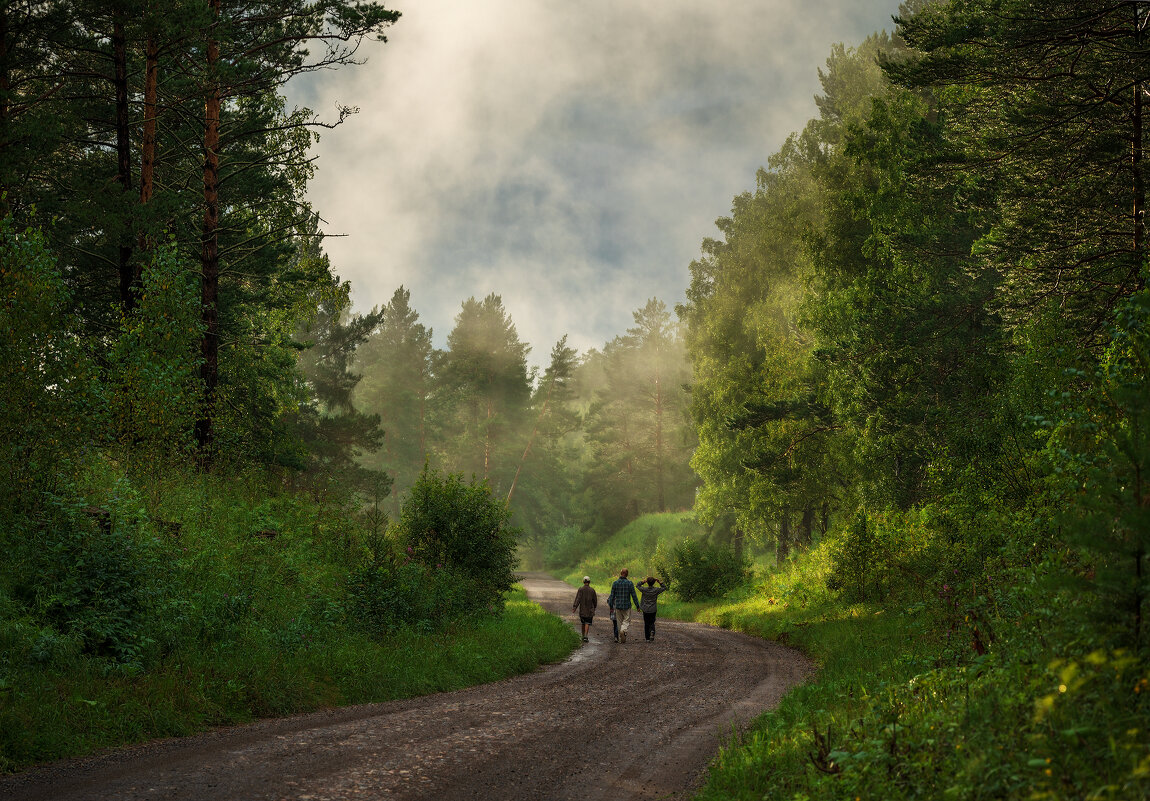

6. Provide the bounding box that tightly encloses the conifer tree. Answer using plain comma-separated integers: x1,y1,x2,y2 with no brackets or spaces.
437,294,532,491
354,286,436,513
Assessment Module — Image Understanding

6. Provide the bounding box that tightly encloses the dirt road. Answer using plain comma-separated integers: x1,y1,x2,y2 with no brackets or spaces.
0,573,812,801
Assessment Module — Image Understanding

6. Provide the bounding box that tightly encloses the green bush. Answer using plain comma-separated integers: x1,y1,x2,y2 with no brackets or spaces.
825,511,946,604
668,539,750,601
398,467,519,614
17,484,169,669
0,217,104,515
825,511,882,601
108,242,203,460
544,524,601,569
345,556,470,634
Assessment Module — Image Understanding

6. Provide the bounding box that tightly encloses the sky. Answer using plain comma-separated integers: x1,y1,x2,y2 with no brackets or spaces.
291,0,902,368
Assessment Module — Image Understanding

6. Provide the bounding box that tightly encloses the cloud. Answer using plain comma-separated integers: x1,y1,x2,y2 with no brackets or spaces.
293,0,900,366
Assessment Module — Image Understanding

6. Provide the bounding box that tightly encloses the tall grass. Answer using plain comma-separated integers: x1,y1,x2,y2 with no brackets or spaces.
559,512,701,587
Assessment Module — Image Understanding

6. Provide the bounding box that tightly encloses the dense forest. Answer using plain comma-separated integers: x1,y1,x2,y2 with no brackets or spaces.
1,0,1149,796
678,1,1150,797
679,0,1150,649
0,0,698,555
0,0,700,766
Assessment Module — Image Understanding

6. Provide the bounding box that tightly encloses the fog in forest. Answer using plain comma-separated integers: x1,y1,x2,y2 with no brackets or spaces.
292,0,902,362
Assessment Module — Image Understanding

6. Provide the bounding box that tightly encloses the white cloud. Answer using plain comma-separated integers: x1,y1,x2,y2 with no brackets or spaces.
292,0,901,365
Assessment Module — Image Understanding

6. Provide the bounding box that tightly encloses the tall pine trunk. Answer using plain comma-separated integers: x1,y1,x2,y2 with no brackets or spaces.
800,503,814,549
776,513,791,564
0,9,9,215
505,378,555,506
113,13,134,310
654,361,665,512
138,29,158,256
1134,2,1146,284
196,0,221,463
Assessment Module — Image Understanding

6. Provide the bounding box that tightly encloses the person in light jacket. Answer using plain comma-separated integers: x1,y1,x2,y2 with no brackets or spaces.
572,576,597,642
637,576,668,642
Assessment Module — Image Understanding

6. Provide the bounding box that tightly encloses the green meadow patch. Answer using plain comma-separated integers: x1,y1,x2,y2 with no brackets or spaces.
693,546,1150,800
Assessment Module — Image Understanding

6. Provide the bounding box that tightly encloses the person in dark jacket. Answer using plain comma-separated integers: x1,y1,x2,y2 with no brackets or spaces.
572,576,597,642
637,576,668,642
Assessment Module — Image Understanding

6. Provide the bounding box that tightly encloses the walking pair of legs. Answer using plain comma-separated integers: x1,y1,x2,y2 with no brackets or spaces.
643,611,657,641
615,608,631,643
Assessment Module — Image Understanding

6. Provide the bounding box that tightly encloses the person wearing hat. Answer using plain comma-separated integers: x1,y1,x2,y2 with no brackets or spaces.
637,576,668,641
572,576,598,642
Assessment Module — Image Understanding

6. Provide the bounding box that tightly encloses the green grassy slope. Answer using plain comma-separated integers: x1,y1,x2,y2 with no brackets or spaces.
557,511,702,588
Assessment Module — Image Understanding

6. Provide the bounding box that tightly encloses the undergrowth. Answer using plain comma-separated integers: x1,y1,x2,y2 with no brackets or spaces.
687,533,1150,800
0,459,578,773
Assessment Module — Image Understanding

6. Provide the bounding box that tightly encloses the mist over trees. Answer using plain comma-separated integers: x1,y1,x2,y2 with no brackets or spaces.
353,293,698,554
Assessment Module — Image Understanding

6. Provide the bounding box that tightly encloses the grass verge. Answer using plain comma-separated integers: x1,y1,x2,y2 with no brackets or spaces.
586,525,1150,800
0,586,577,773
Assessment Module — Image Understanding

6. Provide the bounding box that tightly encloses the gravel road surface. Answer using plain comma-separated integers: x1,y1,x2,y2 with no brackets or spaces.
0,572,812,801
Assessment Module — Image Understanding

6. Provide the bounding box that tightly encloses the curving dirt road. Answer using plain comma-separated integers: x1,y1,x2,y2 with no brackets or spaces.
0,573,812,801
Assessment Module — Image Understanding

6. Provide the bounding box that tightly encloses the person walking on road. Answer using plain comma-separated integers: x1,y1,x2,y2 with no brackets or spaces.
572,576,597,642
608,569,640,643
637,576,668,642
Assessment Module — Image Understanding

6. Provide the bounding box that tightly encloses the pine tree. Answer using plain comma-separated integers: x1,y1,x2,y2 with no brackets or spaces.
354,286,436,514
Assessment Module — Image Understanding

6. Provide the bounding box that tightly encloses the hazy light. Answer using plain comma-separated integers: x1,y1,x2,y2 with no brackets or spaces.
291,0,899,366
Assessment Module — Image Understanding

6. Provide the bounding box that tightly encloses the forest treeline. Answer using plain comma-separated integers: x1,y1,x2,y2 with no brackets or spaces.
0,0,698,550
678,0,1149,652
2,0,1149,787
352,290,697,556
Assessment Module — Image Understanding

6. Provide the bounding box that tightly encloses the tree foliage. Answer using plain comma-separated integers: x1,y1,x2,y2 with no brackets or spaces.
682,0,1150,655
0,218,103,512
397,467,520,614
582,299,696,533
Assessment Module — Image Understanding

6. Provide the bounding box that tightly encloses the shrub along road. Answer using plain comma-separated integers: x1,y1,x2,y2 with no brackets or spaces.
0,573,811,801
